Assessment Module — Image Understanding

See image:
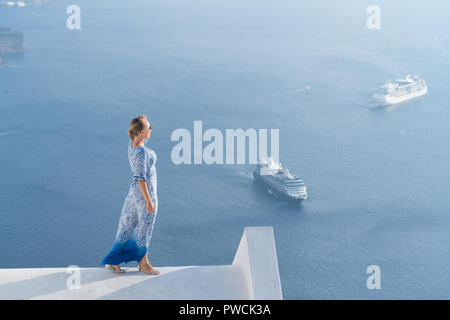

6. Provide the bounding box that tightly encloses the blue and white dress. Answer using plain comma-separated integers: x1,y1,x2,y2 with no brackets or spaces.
101,139,158,265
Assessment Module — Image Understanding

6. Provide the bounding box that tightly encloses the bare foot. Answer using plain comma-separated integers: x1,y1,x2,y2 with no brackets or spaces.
106,264,126,274
138,262,160,275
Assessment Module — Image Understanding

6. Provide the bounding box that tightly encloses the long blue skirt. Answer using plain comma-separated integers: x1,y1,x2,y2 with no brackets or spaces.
101,187,157,265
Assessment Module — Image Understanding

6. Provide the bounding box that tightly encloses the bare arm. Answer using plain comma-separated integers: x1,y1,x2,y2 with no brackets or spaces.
137,180,155,212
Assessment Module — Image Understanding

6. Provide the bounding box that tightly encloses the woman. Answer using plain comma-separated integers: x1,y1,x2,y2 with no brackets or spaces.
101,114,159,275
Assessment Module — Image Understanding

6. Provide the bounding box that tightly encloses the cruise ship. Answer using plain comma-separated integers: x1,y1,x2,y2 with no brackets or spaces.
253,158,307,205
372,74,427,106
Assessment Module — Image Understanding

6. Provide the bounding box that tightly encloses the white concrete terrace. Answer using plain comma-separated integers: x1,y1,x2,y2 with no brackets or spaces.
0,227,283,300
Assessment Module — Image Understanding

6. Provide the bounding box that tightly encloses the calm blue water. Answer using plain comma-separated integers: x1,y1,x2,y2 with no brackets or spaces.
1,0,450,299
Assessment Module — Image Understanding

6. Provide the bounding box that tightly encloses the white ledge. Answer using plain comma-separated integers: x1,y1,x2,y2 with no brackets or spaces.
232,226,283,300
0,227,283,300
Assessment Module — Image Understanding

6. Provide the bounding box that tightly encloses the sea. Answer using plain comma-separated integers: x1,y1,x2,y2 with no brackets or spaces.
1,0,450,299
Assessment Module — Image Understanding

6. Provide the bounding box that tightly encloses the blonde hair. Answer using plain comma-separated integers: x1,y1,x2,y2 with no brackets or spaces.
128,117,146,141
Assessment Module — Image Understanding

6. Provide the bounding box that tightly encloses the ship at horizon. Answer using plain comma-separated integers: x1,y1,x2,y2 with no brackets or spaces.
372,74,427,107
253,158,308,206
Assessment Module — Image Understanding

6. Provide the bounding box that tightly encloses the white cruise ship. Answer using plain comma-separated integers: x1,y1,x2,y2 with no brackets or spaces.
372,74,427,106
253,158,308,205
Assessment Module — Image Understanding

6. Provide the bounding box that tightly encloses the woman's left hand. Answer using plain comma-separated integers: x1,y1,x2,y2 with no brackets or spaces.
146,201,155,213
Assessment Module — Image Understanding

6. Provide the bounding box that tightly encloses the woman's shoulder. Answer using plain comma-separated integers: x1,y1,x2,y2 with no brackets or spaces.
129,143,146,157
145,146,156,156
129,141,155,157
